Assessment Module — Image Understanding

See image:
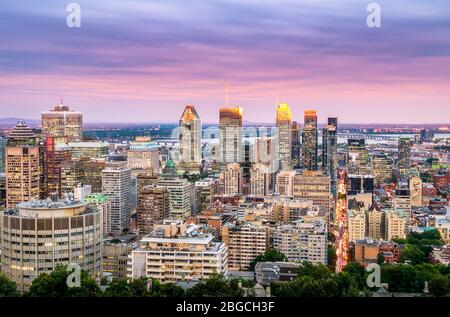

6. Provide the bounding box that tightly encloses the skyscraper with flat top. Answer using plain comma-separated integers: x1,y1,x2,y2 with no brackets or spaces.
41,103,83,142
322,117,338,194
398,138,412,175
179,105,202,173
302,110,318,171
347,139,368,175
219,107,242,169
276,103,293,171
291,121,301,170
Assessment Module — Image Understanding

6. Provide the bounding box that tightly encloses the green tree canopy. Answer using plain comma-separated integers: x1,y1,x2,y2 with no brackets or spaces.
185,274,245,297
0,273,20,297
250,249,288,271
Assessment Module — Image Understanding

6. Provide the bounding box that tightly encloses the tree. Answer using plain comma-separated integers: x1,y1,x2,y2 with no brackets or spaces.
298,262,333,280
327,246,337,271
429,275,450,297
103,278,185,297
343,262,366,289
249,249,288,271
377,252,385,265
185,274,244,297
26,265,101,297
0,273,20,297
400,245,426,265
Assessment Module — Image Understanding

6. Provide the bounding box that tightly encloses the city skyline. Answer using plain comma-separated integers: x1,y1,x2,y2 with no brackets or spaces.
1,0,450,124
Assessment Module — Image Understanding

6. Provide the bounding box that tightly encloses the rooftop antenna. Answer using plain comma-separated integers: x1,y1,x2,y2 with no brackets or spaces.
60,97,63,105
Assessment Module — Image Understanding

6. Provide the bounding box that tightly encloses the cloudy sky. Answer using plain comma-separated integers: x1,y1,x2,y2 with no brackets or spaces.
0,0,449,124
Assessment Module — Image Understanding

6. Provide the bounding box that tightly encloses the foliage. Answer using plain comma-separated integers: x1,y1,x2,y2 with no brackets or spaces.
103,278,185,297
249,249,288,271
25,265,101,297
185,274,245,297
0,273,20,297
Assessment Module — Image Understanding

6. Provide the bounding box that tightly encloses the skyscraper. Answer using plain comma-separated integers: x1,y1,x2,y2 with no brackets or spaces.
372,153,393,185
347,139,368,175
178,105,202,174
41,103,83,142
44,136,72,198
250,163,272,196
6,121,40,208
302,110,318,171
102,161,133,233
398,138,412,174
276,103,292,171
219,107,243,169
0,135,6,173
291,121,301,170
221,162,243,195
322,117,338,194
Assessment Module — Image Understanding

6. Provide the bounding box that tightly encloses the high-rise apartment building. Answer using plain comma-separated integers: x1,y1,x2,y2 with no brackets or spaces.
347,139,368,175
385,209,406,241
394,188,412,232
275,170,295,196
221,163,243,195
6,121,40,208
222,220,269,271
250,163,272,197
367,203,384,240
0,199,102,290
0,136,6,173
347,198,367,242
178,105,202,174
137,185,170,236
219,107,243,168
276,103,292,171
293,171,331,214
157,178,193,219
102,161,132,233
128,220,228,282
322,117,338,194
273,219,327,264
302,110,318,171
41,104,83,142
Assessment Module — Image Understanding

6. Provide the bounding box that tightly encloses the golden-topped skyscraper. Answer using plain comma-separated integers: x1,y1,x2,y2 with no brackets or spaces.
178,105,202,174
41,102,83,142
219,107,242,169
302,110,318,171
276,103,293,171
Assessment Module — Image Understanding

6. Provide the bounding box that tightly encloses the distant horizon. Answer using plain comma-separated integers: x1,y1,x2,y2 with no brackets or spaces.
1,1,450,123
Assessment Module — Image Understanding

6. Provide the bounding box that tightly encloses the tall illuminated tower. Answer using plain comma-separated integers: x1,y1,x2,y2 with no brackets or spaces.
322,117,338,194
41,102,83,142
276,103,292,171
219,107,243,170
347,139,368,175
179,105,202,174
291,121,301,170
302,110,318,171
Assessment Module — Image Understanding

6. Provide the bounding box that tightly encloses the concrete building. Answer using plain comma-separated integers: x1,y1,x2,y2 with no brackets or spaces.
272,198,320,223
275,170,295,196
44,136,72,198
195,179,218,213
222,220,269,271
273,219,327,264
372,153,393,185
41,104,83,142
293,171,331,214
0,199,102,290
250,163,272,197
409,177,423,207
347,139,368,175
127,137,160,176
137,185,170,236
102,162,132,233
6,121,40,208
221,163,243,195
385,210,406,241
128,220,228,282
103,243,133,280
85,193,111,235
157,178,193,219
367,203,385,240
